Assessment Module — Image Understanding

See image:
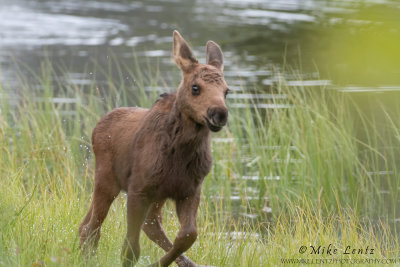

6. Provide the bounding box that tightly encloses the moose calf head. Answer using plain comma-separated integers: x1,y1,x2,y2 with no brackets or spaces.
173,30,229,132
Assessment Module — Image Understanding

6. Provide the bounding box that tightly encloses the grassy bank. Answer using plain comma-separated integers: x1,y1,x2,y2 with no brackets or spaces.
0,61,399,266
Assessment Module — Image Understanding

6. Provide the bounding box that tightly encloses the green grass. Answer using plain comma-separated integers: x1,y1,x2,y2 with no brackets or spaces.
0,60,399,266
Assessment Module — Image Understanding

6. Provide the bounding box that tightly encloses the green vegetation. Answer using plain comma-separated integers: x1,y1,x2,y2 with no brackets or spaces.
0,61,399,266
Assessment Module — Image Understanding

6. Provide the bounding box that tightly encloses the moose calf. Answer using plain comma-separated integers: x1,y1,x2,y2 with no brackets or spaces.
79,30,229,267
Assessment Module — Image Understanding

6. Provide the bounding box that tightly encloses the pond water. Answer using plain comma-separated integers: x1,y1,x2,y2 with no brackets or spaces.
1,0,400,226
1,0,400,90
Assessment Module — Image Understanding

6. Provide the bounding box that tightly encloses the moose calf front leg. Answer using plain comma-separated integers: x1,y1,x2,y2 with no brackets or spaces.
122,193,150,267
149,189,201,267
142,201,196,267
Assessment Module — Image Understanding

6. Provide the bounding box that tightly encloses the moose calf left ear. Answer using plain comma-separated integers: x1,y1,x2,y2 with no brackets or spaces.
173,30,198,72
206,41,224,72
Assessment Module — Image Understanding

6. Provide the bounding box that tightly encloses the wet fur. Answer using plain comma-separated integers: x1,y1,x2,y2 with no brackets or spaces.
93,93,212,199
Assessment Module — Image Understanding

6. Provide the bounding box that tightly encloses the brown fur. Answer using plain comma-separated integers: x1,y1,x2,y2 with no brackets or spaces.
79,31,229,267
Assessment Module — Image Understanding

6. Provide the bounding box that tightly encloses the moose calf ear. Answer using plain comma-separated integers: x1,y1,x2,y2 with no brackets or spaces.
173,30,198,71
206,41,224,72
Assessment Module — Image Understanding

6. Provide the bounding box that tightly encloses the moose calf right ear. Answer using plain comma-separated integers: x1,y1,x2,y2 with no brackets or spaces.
206,41,224,72
173,30,198,71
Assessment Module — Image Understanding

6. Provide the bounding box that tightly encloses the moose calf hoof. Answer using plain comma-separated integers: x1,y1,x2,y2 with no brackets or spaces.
80,245,96,258
122,254,139,267
122,261,132,267
176,255,197,267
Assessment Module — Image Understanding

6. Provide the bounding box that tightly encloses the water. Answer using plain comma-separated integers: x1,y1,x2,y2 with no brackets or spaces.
1,0,400,89
1,0,400,225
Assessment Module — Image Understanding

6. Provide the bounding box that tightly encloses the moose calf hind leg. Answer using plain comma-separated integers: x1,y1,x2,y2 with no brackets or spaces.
79,202,93,237
79,174,119,254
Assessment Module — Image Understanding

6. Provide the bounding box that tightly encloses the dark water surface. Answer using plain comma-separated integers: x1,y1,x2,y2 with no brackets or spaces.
1,0,400,90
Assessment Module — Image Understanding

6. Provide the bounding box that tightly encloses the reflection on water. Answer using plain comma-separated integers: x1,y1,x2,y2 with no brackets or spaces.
1,0,400,88
0,5,128,47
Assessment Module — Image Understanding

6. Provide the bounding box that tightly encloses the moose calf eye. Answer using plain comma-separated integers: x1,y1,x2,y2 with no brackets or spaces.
192,84,200,95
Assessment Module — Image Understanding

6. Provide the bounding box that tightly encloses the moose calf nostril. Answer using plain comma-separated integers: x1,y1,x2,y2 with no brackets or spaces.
208,106,228,126
217,110,228,125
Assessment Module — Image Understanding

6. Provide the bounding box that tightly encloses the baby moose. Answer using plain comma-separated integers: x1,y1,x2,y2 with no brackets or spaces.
79,31,229,267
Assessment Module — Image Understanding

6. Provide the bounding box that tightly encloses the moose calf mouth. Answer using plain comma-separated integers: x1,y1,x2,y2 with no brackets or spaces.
204,116,223,132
